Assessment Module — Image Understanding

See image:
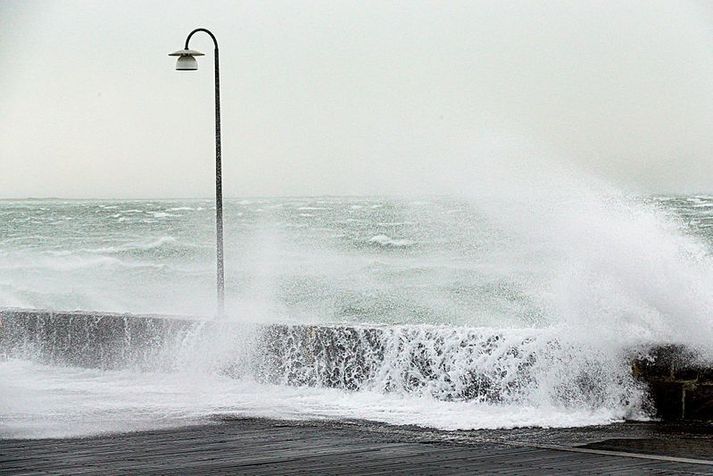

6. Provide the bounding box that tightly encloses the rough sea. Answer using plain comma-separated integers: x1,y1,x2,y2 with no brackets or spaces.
2,194,713,438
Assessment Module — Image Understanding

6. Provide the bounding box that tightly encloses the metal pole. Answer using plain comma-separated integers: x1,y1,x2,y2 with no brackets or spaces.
214,46,225,318
184,28,225,318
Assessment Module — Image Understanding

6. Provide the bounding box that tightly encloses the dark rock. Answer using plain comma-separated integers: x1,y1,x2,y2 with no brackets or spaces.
647,381,685,420
684,384,713,421
633,345,698,381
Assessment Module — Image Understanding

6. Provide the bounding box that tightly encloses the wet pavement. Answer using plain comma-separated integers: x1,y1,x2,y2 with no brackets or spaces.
2,418,712,474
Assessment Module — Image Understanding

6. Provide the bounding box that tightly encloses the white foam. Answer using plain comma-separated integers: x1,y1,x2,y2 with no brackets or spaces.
369,234,415,247
0,359,629,440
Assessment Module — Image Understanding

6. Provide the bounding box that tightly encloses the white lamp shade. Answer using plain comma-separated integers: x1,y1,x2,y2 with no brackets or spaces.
169,48,204,71
176,55,198,71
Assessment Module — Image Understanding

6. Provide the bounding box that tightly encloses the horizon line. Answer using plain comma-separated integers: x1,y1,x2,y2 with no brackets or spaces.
0,191,711,201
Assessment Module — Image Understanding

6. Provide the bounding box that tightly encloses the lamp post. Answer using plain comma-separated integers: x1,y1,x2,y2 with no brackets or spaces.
169,28,225,318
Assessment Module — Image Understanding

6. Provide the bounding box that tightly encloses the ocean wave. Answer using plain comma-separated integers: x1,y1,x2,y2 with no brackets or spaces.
85,236,179,254
376,222,413,227
0,255,165,272
369,234,415,247
149,212,179,218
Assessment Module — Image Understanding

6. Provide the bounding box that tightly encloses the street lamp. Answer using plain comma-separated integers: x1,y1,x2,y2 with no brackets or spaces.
169,28,225,318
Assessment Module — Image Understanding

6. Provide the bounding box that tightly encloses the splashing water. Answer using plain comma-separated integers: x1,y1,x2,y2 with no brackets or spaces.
2,176,713,437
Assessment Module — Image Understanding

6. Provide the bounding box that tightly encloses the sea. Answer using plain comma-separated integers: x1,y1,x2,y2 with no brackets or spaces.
2,194,713,438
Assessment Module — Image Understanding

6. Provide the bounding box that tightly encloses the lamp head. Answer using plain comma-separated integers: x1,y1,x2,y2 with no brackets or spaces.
168,49,205,71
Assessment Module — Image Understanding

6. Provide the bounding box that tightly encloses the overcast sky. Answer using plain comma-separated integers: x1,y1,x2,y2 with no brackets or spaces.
2,0,713,198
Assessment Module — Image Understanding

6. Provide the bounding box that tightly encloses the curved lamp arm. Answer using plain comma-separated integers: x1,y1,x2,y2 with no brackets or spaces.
185,28,219,51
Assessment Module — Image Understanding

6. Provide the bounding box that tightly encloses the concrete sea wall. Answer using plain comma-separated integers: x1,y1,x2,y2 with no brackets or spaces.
0,309,567,403
1,308,711,422
633,345,713,421
0,309,383,386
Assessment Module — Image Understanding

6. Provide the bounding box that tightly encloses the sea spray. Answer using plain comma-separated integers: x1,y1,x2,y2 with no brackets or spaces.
1,191,712,437
2,311,648,422
454,163,713,356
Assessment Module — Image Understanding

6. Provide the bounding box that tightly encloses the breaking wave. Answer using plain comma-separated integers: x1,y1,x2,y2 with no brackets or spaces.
2,186,713,437
369,234,416,247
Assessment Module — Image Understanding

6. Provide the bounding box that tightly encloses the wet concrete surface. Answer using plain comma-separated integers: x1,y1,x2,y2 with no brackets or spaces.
1,418,712,474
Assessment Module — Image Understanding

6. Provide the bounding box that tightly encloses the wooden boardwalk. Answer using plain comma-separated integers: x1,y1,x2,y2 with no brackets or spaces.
2,418,712,475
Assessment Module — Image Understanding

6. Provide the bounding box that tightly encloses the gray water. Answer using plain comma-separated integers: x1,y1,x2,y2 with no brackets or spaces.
0,197,549,323
3,195,711,324
2,194,713,437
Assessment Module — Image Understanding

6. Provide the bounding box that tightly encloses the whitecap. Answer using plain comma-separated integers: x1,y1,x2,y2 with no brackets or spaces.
369,234,415,247
150,212,178,218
